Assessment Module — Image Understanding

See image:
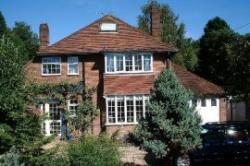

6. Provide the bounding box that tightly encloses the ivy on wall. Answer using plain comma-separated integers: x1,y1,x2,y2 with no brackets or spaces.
25,81,99,138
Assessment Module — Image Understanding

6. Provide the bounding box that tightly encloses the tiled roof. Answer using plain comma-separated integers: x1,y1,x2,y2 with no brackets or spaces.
173,63,224,96
38,15,177,55
104,74,154,95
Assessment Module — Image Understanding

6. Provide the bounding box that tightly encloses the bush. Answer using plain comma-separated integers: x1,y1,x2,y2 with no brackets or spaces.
68,134,121,166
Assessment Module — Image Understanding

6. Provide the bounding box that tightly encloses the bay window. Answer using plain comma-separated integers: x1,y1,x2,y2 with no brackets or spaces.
42,57,61,75
105,53,152,73
106,95,149,125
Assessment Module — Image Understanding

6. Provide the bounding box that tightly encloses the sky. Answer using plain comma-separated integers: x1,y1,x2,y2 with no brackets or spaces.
1,0,249,44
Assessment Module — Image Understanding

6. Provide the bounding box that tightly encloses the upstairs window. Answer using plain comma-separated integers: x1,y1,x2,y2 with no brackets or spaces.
42,57,61,75
68,56,79,75
100,23,117,32
105,53,153,73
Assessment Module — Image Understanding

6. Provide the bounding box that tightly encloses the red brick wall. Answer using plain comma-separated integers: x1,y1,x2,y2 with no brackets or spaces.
83,54,104,135
24,56,82,84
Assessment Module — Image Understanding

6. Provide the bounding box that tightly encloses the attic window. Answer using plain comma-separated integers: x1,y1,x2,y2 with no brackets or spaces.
100,23,117,32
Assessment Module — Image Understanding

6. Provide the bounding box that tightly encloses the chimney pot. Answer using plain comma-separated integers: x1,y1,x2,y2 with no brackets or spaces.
151,5,161,40
39,23,49,49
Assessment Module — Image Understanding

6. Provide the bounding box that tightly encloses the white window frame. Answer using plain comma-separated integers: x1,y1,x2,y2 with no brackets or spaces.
105,95,149,125
100,23,117,32
42,101,62,136
105,53,153,74
41,57,61,76
67,56,79,75
68,98,79,117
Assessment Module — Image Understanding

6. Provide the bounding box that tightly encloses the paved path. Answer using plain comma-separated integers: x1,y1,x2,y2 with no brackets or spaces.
119,145,148,166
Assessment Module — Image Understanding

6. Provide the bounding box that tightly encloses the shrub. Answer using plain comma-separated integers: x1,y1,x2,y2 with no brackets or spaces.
68,134,121,166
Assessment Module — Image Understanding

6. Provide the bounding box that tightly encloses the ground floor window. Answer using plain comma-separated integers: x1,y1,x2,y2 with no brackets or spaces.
50,122,61,134
106,95,149,125
42,100,77,136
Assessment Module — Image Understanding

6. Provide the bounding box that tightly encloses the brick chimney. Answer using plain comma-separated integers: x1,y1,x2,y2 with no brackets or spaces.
151,5,161,40
39,23,49,49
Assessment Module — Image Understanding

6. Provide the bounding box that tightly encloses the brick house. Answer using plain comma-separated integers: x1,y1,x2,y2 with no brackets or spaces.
25,7,226,136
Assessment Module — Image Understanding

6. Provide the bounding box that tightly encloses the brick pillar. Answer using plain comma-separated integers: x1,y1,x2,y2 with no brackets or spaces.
219,98,227,122
151,5,161,40
39,23,49,49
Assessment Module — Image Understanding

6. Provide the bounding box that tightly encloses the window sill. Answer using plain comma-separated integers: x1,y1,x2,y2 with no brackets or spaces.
105,122,138,126
104,71,154,76
41,74,61,76
67,73,80,76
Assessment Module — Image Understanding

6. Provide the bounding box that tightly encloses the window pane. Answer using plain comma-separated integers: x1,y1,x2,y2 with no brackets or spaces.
68,99,78,115
144,96,150,114
42,57,61,74
134,54,142,71
192,98,197,107
201,98,206,107
125,55,133,71
211,98,217,106
144,54,151,71
135,96,143,121
126,97,134,122
50,122,61,134
108,98,115,123
116,55,124,71
69,64,78,74
68,57,79,74
107,55,114,72
49,103,61,120
117,97,125,122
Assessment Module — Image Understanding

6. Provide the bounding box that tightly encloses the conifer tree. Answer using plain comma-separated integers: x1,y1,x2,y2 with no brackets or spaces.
135,69,201,162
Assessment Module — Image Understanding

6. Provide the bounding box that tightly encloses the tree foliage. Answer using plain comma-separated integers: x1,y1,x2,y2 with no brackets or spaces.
138,0,198,71
227,34,250,100
135,69,201,160
11,22,39,59
0,35,42,157
0,11,7,37
197,17,237,86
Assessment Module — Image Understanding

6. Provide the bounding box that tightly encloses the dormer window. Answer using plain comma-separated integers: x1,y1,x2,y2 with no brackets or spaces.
100,23,117,32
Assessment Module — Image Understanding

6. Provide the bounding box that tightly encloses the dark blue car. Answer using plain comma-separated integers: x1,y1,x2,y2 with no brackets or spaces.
189,122,250,166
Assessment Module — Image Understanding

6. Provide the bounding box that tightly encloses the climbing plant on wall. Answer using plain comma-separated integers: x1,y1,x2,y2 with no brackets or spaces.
25,81,99,138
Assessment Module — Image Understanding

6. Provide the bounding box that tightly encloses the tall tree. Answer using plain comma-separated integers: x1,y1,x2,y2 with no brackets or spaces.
0,35,42,155
227,34,250,118
138,0,198,71
135,69,201,164
197,17,236,86
11,22,39,59
0,11,7,37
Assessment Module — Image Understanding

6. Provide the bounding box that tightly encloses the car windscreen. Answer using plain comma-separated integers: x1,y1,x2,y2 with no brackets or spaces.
202,128,225,146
